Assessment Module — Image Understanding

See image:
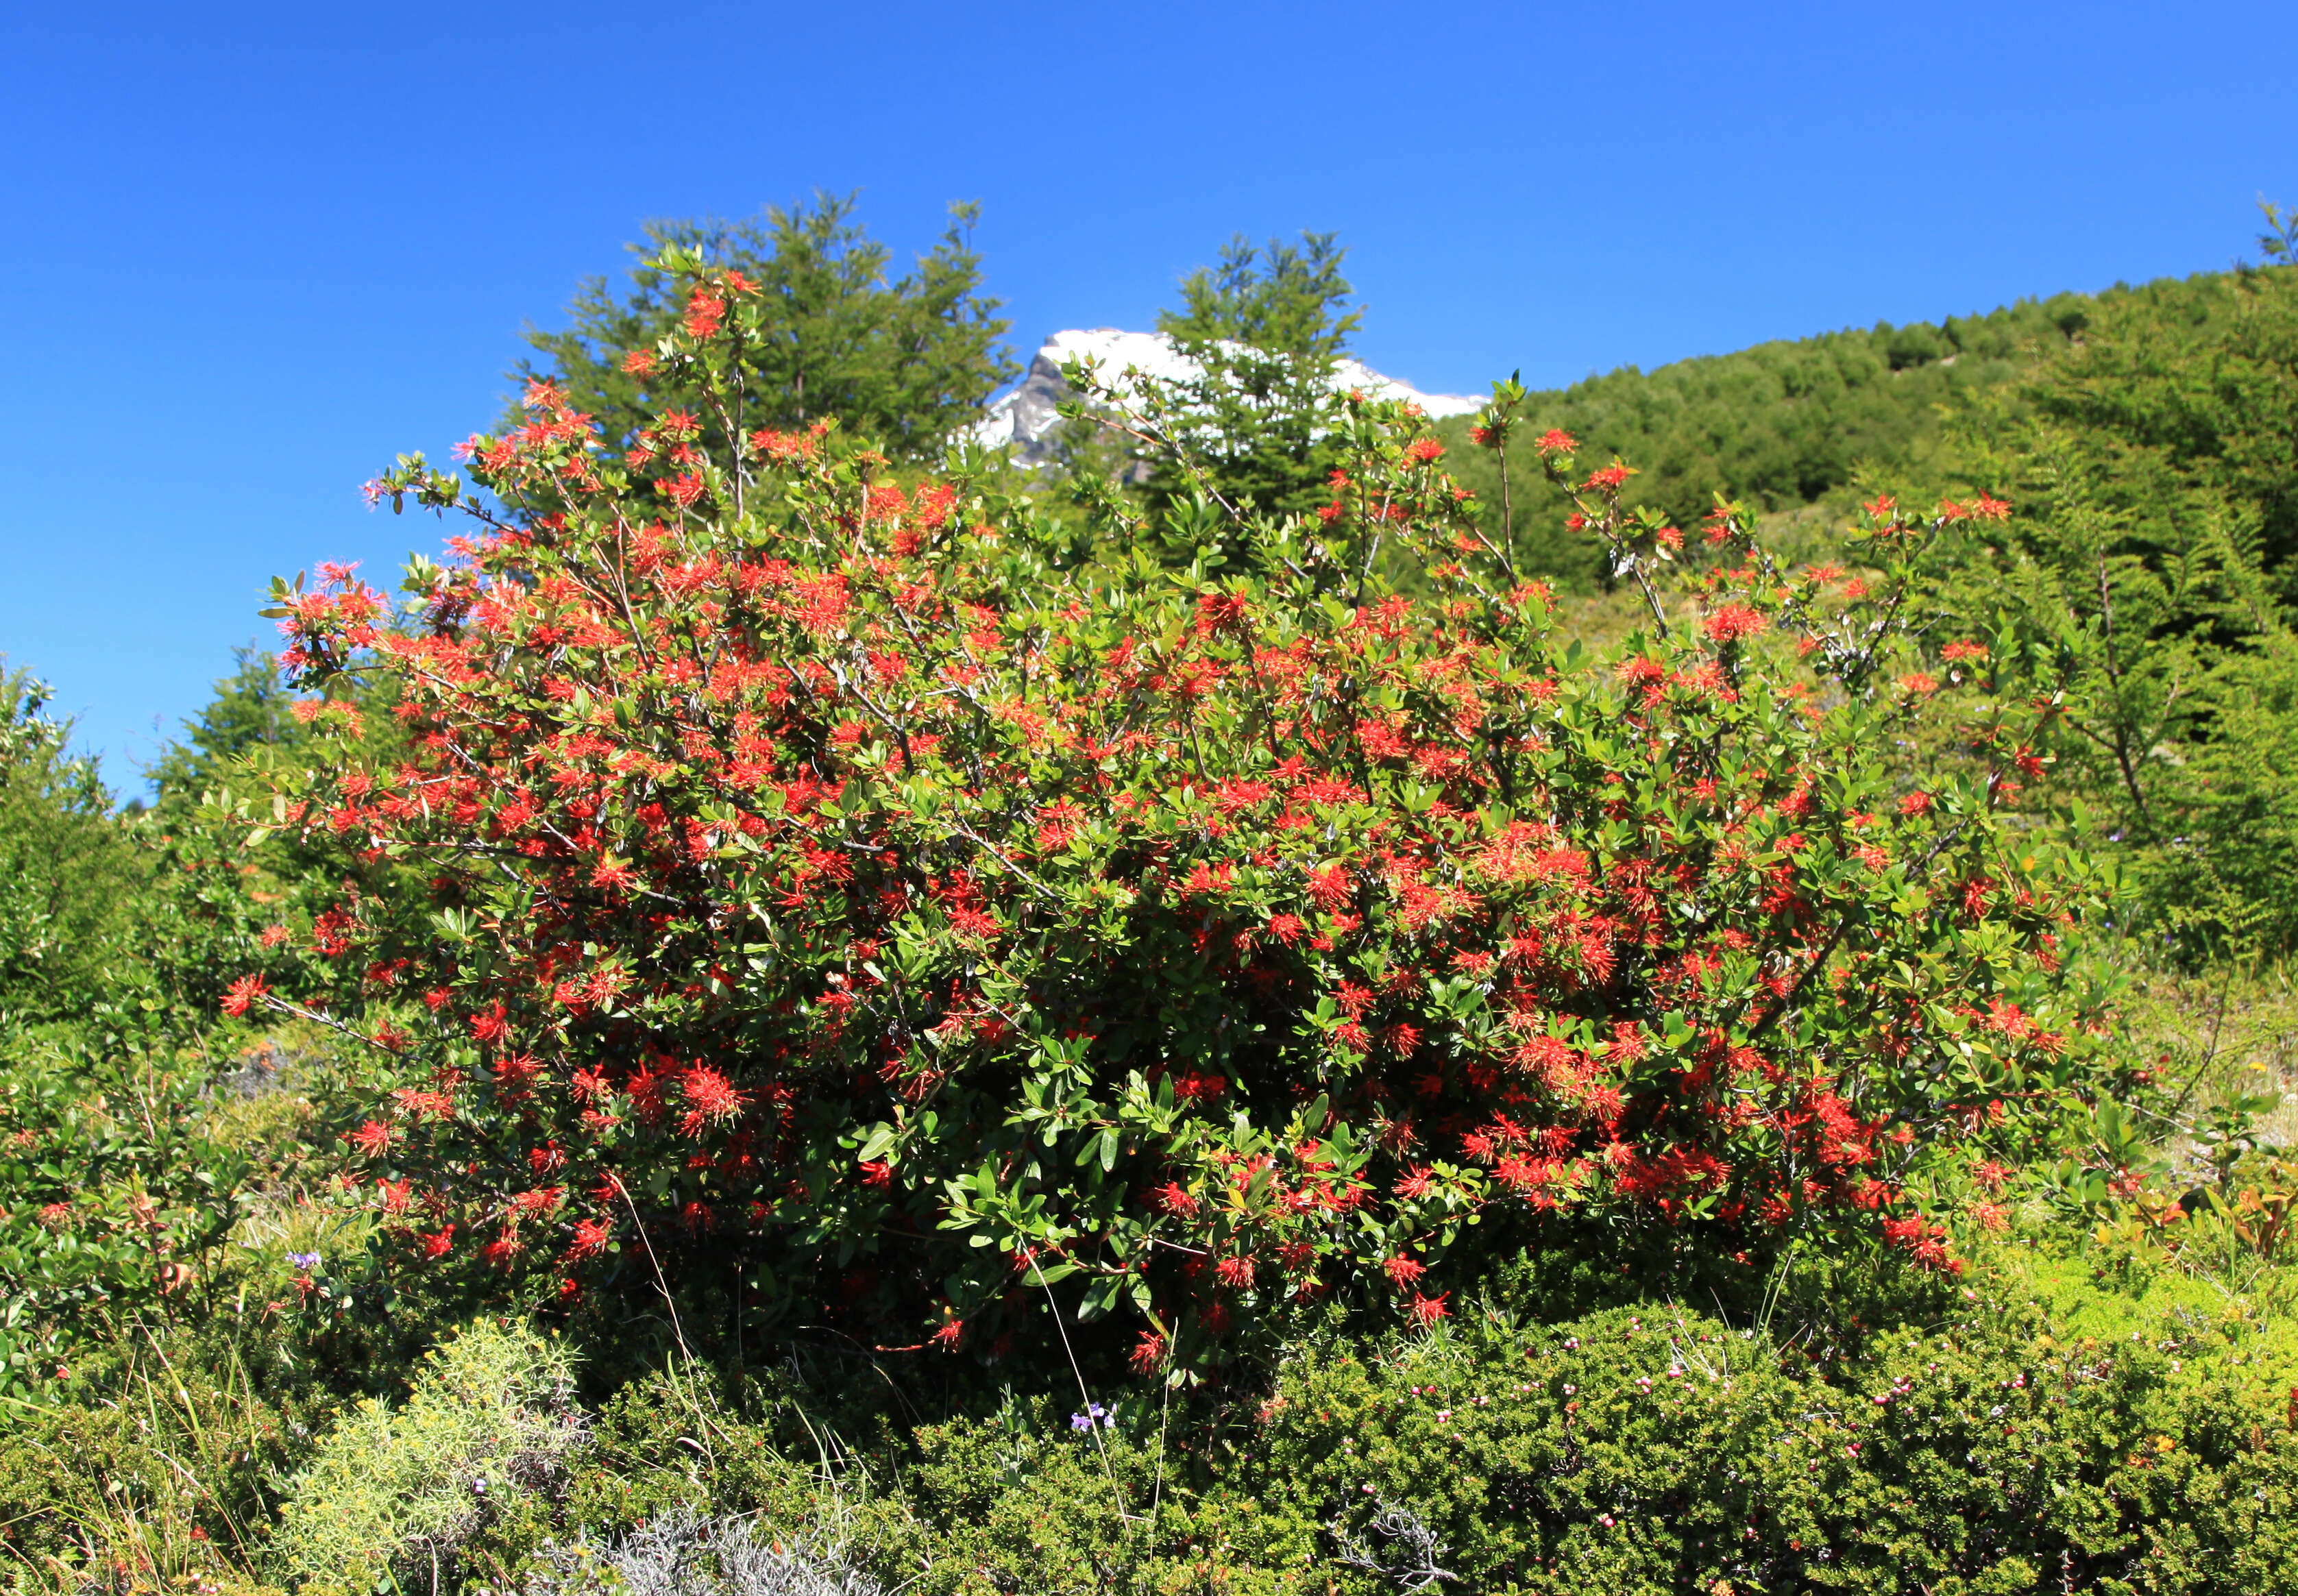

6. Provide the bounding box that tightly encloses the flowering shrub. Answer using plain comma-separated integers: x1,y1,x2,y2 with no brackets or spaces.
243,249,2111,1373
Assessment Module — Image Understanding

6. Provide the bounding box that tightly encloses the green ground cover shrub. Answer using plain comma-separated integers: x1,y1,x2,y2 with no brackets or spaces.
1242,1290,2298,1595
0,1314,351,1592
273,1320,586,1595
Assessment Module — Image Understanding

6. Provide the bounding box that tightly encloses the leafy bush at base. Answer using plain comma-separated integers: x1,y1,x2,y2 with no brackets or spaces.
521,1508,885,1596
1244,1301,2298,1594
842,1282,2298,1595
397,1244,2297,1596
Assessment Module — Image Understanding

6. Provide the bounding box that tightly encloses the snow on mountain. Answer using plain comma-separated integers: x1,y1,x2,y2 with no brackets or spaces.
973,328,1482,465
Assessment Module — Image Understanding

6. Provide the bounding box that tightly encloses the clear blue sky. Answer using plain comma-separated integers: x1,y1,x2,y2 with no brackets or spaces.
4,0,2293,781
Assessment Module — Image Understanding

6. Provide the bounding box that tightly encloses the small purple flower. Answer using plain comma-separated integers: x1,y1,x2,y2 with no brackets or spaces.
287,1251,321,1271
1071,1402,1112,1432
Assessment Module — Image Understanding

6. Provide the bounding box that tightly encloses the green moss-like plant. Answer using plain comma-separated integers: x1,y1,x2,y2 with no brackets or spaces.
273,1319,585,1593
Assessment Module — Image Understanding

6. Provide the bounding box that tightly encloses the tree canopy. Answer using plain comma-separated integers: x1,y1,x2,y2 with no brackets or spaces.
516,193,1018,464
1136,232,1363,537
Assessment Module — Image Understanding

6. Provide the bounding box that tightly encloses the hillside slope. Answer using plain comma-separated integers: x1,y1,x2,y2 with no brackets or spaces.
1435,287,2105,582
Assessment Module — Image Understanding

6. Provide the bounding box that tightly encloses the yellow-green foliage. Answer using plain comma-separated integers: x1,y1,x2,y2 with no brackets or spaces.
0,1325,316,1594
273,1320,583,1593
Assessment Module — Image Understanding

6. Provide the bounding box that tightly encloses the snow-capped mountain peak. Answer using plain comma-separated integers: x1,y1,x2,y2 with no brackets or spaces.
973,328,1481,464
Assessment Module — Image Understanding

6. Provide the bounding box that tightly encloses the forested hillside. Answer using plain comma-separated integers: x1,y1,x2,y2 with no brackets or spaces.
1438,282,2125,578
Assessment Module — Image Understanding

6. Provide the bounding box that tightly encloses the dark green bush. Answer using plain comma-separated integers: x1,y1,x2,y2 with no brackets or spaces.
529,1270,2284,1595
1239,1299,2298,1594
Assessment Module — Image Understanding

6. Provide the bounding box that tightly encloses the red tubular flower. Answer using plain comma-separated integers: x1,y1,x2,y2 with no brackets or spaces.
347,1119,395,1157
681,1066,744,1127
1152,1180,1198,1216
1703,604,1768,644
220,974,269,1017
468,1003,510,1044
1408,1291,1450,1326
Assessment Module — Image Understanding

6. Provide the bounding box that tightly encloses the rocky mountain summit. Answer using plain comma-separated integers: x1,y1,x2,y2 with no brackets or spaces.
972,328,1482,466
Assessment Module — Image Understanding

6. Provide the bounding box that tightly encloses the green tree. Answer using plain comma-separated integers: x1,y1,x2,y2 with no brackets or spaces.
1138,232,1362,543
517,193,1018,463
0,670,141,1029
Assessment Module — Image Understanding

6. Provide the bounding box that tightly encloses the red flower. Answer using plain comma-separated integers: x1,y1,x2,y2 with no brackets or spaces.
1383,1255,1426,1288
221,973,269,1017
1214,1255,1256,1290
684,292,726,337
347,1119,395,1156
1703,605,1768,644
857,1159,893,1188
420,1226,455,1259
1534,428,1578,455
1152,1180,1198,1216
679,1066,744,1138
1408,1291,1450,1326
1129,1331,1169,1375
468,1003,510,1044
1406,438,1445,464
